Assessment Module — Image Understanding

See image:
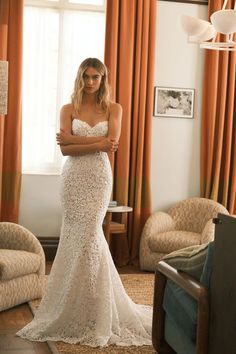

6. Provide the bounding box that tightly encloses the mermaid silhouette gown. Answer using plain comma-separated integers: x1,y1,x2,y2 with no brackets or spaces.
17,118,152,347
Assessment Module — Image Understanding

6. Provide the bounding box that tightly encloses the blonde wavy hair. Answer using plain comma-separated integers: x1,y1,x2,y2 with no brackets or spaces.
71,58,110,114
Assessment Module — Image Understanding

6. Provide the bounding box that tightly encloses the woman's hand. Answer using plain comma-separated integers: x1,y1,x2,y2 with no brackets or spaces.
56,130,74,145
99,138,119,152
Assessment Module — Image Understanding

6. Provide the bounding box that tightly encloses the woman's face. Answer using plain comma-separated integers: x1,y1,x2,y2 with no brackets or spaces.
83,66,102,95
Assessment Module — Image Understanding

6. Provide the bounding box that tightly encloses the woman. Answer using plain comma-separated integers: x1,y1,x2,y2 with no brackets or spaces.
17,58,152,347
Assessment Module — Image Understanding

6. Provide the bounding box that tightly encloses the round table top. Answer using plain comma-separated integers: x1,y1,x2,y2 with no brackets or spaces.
107,206,133,213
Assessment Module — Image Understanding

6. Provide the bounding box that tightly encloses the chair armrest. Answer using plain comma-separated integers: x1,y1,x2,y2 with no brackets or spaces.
142,211,176,238
152,269,176,353
140,212,176,271
157,261,207,301
201,219,215,244
155,261,209,354
0,222,45,276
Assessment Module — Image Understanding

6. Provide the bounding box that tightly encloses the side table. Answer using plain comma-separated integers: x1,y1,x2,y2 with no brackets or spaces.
103,206,133,246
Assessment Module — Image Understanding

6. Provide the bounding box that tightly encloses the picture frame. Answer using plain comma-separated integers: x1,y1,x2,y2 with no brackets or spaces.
153,86,195,119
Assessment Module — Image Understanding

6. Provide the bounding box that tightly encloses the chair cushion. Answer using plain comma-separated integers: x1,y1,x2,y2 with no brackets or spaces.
0,273,43,311
0,249,41,281
163,280,197,343
148,230,201,254
163,243,209,280
164,314,196,354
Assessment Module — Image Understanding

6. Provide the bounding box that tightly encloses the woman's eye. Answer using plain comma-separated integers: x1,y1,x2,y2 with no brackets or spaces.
83,74,100,81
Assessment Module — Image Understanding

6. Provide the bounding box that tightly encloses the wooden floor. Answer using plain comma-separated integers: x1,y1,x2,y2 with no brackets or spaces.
0,304,52,354
0,262,144,354
0,262,54,354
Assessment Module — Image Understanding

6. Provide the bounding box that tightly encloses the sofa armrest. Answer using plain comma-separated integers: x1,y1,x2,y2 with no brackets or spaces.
0,222,45,276
155,261,209,354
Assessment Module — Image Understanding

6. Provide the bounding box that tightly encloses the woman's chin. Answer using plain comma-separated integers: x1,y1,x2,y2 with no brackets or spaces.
84,88,97,95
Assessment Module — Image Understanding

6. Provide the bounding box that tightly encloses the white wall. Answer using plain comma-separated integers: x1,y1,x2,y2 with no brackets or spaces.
19,174,62,237
151,1,208,212
19,1,208,237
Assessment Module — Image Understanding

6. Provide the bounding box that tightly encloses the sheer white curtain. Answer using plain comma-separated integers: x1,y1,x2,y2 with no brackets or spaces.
22,4,105,173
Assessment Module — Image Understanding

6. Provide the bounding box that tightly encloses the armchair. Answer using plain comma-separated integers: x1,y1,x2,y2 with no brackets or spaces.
140,197,228,271
152,213,236,354
0,222,45,311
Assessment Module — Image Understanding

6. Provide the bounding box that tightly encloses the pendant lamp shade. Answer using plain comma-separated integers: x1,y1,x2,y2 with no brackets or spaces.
181,0,236,51
211,9,236,34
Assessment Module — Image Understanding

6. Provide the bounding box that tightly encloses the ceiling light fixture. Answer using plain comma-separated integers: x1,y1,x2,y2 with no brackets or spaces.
181,0,236,51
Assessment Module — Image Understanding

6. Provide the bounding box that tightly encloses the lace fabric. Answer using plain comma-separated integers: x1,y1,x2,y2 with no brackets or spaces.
17,119,152,347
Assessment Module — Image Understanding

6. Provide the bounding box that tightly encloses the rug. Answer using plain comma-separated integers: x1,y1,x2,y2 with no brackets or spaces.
29,273,155,354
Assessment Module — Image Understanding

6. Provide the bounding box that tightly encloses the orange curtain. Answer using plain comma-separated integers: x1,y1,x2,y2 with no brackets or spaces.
0,0,23,222
201,0,236,214
104,0,156,265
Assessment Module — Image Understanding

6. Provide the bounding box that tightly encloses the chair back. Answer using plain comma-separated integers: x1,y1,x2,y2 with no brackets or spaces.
209,213,236,354
169,197,229,233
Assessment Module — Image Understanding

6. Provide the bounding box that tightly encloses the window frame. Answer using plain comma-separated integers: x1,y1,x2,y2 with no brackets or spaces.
24,0,106,13
22,0,106,175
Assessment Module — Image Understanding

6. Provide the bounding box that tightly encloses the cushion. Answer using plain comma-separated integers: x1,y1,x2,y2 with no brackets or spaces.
164,313,196,354
163,280,197,342
0,273,42,311
0,249,41,281
148,230,201,254
200,241,214,287
163,243,209,280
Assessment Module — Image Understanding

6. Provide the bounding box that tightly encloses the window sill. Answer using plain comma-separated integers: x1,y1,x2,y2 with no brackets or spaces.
22,171,61,176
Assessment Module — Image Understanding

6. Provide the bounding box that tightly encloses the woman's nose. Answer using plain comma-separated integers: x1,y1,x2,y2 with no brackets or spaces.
86,77,93,85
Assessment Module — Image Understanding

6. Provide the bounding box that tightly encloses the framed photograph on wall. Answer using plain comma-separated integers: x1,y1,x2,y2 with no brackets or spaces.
154,87,195,119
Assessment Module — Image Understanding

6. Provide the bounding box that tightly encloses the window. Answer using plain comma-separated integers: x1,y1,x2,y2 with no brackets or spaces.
22,0,106,173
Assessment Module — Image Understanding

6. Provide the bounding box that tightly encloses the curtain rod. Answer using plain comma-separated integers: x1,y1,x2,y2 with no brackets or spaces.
159,0,208,5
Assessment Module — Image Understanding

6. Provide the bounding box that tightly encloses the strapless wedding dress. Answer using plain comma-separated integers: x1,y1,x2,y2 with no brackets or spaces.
17,118,152,347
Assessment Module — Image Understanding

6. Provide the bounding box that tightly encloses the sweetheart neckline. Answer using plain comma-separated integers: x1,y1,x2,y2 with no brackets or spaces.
72,118,108,129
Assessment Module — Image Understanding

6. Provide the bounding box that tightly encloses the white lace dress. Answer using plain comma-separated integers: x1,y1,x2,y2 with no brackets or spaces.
17,119,152,347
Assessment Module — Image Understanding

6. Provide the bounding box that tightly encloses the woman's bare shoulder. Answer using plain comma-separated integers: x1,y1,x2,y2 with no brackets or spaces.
109,102,122,114
61,103,73,114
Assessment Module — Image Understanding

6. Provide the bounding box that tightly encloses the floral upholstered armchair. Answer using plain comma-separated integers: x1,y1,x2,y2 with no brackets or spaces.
0,222,45,311
139,197,229,271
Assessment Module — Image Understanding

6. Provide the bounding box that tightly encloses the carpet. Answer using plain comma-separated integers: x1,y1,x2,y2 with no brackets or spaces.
29,273,155,354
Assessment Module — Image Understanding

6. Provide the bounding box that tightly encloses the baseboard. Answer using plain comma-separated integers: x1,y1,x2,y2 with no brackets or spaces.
38,237,59,261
